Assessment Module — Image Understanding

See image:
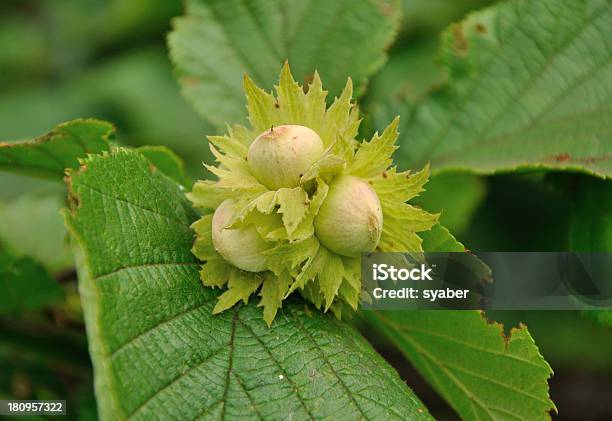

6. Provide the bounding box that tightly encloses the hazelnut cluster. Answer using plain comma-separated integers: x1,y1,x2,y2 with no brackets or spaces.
189,63,437,325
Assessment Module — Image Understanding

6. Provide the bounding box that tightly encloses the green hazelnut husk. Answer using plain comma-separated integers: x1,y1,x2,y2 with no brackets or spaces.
211,199,271,272
247,124,324,190
314,175,383,257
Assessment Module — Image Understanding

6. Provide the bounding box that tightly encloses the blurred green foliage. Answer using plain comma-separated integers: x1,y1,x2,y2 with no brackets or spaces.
0,195,72,273
0,0,212,176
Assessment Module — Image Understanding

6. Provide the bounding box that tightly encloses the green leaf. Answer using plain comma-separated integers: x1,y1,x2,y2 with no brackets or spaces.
372,165,438,253
0,194,73,274
364,37,442,114
136,146,191,188
420,223,467,252
0,246,64,314
0,122,188,274
199,258,234,288
365,223,544,419
299,152,346,183
63,149,432,420
420,224,492,283
0,119,113,179
363,311,556,420
169,0,401,128
396,0,612,177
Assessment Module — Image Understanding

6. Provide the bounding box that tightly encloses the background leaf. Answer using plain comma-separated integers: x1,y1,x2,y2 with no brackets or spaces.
399,0,493,36
0,119,113,179
0,49,214,177
169,0,402,128
420,224,492,284
0,194,73,274
420,223,470,252
136,145,191,187
64,149,431,420
0,246,64,315
363,310,555,421
394,0,612,176
0,121,192,275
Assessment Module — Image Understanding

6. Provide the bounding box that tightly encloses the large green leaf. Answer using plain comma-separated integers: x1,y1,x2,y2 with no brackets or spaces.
363,311,555,420
64,149,431,420
0,119,113,179
168,0,401,128
420,223,469,253
396,0,612,177
0,246,64,314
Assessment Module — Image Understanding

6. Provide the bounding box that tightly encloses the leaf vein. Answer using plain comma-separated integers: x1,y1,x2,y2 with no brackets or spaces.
290,307,368,419
94,262,199,283
109,292,216,358
237,314,316,420
380,319,545,370
418,1,608,164
79,182,191,228
125,346,227,420
219,309,238,421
